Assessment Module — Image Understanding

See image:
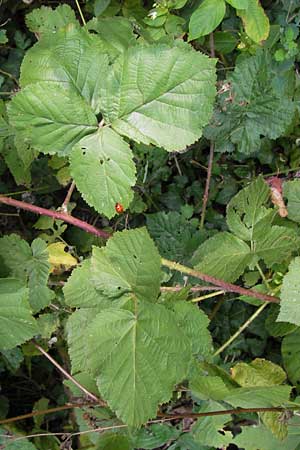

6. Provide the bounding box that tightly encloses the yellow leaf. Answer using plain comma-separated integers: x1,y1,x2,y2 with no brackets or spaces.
48,242,77,274
237,0,270,44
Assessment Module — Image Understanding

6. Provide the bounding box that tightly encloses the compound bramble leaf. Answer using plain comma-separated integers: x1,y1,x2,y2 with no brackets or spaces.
101,43,216,152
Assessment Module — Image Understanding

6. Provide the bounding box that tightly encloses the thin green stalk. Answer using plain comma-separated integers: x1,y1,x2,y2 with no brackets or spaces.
256,262,272,292
0,68,19,86
213,302,268,356
75,0,86,25
191,290,224,303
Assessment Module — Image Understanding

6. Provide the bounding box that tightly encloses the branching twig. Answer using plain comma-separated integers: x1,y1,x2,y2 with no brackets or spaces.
0,195,110,239
33,343,105,405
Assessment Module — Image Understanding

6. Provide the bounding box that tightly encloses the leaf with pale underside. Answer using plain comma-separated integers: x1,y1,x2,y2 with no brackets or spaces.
91,228,161,302
70,128,136,218
20,28,109,114
101,43,216,152
8,82,98,156
278,257,300,326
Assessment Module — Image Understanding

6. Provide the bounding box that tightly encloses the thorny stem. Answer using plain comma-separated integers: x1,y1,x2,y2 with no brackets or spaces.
200,32,215,229
213,302,269,356
161,258,280,304
61,180,76,213
1,195,281,304
33,343,105,405
75,0,86,25
0,195,110,239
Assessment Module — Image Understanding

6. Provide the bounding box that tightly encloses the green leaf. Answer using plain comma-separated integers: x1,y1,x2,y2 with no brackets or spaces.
0,30,8,45
237,0,270,44
214,31,238,54
231,358,286,387
1,137,33,187
189,372,230,401
192,232,252,283
226,176,271,241
25,4,78,36
0,235,53,312
223,385,292,408
97,433,132,450
283,180,300,223
205,52,295,154
0,279,38,351
64,371,99,397
225,0,248,8
101,43,216,152
265,304,298,337
87,17,136,54
20,28,109,114
133,423,180,450
37,313,59,339
282,329,300,390
8,82,98,157
94,0,111,16
260,410,288,441
146,212,204,262
192,401,232,447
70,128,136,218
170,302,213,357
254,226,299,268
68,301,192,427
63,260,111,309
188,0,226,40
278,258,300,326
0,438,38,450
91,228,161,302
233,423,300,450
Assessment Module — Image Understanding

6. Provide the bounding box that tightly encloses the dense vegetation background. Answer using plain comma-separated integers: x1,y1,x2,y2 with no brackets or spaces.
1,0,300,449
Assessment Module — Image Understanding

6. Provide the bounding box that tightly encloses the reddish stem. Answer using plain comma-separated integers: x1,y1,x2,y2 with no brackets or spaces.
0,195,280,304
0,196,111,239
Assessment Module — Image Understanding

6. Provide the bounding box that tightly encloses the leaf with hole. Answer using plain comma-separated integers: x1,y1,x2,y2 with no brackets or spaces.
70,128,136,218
